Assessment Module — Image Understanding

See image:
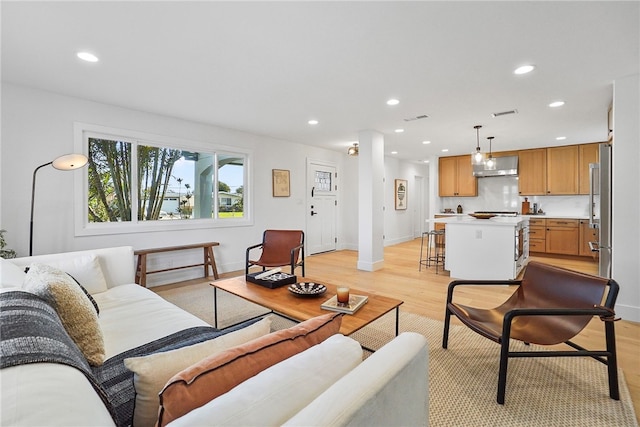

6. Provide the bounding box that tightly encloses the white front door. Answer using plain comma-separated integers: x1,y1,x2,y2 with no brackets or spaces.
307,160,337,255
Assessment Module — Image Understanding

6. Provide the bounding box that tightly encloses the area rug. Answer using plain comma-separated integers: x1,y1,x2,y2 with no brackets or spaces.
155,283,638,427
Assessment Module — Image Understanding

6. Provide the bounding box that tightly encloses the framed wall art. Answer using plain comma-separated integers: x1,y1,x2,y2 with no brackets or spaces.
272,169,290,197
395,179,407,210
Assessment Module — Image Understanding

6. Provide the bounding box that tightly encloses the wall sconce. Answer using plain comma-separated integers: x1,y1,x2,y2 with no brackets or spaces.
347,143,359,156
30,153,88,256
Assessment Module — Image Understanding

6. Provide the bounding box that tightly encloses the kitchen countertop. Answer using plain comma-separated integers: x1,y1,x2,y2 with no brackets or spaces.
523,214,589,220
430,216,526,226
436,213,589,220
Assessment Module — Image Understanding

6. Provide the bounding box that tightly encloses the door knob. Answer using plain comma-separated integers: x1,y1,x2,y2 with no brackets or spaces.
310,211,317,216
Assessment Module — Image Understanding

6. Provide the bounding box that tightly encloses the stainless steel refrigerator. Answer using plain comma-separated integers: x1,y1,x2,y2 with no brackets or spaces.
589,142,612,278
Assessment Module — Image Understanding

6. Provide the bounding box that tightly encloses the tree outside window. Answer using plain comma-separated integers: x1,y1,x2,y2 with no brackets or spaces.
87,137,245,223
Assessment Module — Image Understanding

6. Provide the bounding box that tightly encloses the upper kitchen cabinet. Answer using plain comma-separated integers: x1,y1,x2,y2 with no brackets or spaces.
578,143,600,195
546,145,579,194
519,145,586,195
438,155,477,197
518,148,547,195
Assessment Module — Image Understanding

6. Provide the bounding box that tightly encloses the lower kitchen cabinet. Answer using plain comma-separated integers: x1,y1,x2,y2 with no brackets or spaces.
528,217,593,257
528,218,546,253
545,219,579,255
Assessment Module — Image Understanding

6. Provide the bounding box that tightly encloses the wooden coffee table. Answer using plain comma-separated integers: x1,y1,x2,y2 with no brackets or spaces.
210,276,403,337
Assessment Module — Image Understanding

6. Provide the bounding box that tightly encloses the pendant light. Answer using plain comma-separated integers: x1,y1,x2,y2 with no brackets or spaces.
471,125,484,165
347,143,359,156
484,136,496,170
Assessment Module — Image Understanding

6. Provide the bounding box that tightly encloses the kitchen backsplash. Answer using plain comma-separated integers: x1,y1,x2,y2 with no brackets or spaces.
439,176,591,217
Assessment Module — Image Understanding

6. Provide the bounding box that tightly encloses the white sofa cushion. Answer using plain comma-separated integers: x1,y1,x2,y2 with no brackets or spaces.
11,246,135,290
167,334,363,427
18,254,109,294
0,363,116,427
93,284,209,358
0,257,26,289
282,332,429,427
124,316,272,427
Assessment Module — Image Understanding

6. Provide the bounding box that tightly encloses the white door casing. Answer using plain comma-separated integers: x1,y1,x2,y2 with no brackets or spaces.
307,160,337,254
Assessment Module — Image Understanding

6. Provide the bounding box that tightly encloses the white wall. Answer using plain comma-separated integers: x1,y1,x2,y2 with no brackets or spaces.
0,84,337,283
339,155,359,250
384,157,428,246
1,83,422,285
612,74,640,322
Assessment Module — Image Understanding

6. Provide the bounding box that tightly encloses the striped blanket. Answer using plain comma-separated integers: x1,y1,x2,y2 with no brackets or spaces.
1,291,253,427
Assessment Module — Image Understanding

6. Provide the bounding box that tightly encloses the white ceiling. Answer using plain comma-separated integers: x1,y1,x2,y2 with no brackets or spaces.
2,1,638,162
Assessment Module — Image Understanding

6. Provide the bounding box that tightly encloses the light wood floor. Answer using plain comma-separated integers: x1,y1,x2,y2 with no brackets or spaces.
166,238,639,421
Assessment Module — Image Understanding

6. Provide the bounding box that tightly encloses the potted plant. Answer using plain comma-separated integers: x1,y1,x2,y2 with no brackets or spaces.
0,229,17,259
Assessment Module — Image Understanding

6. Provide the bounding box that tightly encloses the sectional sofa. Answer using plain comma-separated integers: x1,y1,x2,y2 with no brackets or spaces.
0,246,429,426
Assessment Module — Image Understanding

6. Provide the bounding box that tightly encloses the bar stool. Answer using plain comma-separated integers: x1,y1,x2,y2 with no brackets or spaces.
432,229,446,274
419,229,446,273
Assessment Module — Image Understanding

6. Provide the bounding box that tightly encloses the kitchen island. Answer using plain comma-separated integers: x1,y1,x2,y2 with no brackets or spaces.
433,215,529,280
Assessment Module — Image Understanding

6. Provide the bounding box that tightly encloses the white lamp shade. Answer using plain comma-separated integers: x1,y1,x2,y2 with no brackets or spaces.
51,153,88,170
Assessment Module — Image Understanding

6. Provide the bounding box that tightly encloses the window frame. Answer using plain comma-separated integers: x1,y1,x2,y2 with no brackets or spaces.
73,122,253,236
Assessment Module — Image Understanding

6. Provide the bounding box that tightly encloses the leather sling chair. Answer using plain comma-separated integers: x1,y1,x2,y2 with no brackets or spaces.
442,261,620,404
246,230,305,276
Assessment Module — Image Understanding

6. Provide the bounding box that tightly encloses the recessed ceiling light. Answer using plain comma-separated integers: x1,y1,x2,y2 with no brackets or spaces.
391,151,398,154
77,51,99,62
308,119,319,125
556,136,567,140
441,149,449,153
422,140,431,145
514,65,535,75
395,128,404,133
386,99,400,106
423,160,429,163
549,101,565,108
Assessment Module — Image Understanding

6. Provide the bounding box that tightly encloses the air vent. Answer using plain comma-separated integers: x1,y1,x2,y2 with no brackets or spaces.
403,114,429,122
491,109,518,118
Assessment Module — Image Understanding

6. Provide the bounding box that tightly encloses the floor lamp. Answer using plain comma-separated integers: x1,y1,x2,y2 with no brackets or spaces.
30,153,88,256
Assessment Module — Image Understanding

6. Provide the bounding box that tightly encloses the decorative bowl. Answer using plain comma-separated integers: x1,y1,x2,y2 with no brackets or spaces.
288,282,327,297
468,213,497,219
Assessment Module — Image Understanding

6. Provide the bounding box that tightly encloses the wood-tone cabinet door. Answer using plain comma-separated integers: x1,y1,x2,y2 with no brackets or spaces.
518,149,546,195
546,223,579,255
547,145,579,195
455,157,477,197
438,156,457,197
578,143,600,195
438,156,477,197
579,219,599,257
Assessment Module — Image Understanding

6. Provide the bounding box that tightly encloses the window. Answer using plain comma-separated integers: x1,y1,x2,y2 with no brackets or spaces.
314,170,332,192
75,124,250,235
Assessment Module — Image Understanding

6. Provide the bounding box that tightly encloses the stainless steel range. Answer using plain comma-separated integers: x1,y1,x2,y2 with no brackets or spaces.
473,211,520,217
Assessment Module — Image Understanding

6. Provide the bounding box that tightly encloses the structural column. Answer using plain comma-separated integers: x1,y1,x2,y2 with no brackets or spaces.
357,130,385,271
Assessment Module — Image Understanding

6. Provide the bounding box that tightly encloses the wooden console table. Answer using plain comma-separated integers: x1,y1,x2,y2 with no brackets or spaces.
134,242,219,287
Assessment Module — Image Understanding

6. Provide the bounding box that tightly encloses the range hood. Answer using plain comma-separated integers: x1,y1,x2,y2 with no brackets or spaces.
473,155,518,177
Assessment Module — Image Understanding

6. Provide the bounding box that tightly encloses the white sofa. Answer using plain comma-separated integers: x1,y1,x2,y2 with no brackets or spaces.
0,246,429,426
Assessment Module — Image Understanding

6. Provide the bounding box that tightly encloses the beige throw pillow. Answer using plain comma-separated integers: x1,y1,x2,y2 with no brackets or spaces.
123,316,272,427
23,263,105,365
